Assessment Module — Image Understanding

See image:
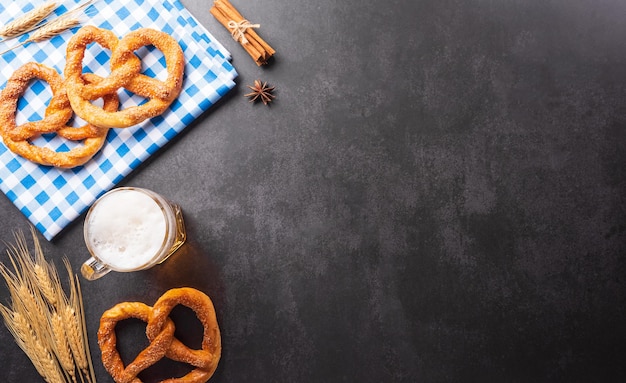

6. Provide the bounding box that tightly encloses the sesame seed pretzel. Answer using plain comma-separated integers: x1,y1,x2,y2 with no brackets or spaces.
64,26,185,129
0,26,184,168
0,62,117,168
98,287,221,383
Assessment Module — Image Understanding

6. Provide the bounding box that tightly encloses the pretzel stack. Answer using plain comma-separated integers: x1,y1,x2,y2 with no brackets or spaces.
0,25,185,168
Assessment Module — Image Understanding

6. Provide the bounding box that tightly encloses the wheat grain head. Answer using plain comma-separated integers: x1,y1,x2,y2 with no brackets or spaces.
0,1,58,39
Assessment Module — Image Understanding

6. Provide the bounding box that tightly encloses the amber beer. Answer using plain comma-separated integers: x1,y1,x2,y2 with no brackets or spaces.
81,187,186,280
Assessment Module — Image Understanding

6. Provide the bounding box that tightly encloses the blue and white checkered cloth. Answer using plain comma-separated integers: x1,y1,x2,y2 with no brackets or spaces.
0,0,237,240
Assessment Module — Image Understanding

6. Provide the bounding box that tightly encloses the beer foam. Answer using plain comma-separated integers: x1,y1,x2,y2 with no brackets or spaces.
86,189,167,270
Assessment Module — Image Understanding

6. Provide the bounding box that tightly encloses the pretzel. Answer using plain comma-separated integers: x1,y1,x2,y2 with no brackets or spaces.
65,26,185,128
0,63,117,168
99,302,176,383
98,287,221,383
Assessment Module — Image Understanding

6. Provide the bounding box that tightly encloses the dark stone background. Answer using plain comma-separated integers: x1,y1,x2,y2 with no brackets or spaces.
1,0,625,381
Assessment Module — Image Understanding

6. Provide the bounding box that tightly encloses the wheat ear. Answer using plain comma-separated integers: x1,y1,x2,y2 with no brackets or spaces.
23,14,81,44
7,310,46,374
0,308,31,360
52,312,77,383
0,0,98,55
5,309,65,383
26,0,99,44
1,230,96,383
33,232,63,308
63,305,88,371
34,263,59,307
18,282,54,341
33,340,66,383
0,1,58,39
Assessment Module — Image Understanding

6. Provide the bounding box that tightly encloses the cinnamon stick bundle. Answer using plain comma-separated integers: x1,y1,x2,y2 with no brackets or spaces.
210,0,275,66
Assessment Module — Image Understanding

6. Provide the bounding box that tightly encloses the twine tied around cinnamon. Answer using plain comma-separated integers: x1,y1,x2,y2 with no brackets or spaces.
210,0,275,65
227,19,259,44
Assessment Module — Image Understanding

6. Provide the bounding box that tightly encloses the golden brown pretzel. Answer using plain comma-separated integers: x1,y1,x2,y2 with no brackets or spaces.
64,26,185,128
0,63,117,168
98,288,221,383
99,302,176,383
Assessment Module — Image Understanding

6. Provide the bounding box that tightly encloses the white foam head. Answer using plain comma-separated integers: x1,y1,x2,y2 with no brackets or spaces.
85,189,167,270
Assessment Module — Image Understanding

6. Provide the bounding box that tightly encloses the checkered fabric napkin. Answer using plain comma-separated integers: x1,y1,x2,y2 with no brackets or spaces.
0,0,237,240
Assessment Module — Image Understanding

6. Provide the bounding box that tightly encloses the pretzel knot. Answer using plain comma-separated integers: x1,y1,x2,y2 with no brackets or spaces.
64,25,185,129
0,62,117,168
98,287,221,383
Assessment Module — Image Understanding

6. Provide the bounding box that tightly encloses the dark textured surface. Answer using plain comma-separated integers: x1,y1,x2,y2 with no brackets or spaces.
1,0,625,381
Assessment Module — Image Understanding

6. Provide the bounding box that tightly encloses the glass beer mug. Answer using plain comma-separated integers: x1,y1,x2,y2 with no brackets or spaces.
81,187,186,280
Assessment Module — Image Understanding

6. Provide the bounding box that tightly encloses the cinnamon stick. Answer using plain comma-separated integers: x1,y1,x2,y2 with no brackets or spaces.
209,6,264,63
210,0,275,65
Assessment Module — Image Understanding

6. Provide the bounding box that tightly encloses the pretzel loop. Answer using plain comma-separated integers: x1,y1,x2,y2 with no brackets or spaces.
110,28,185,102
1,62,73,141
147,287,221,374
64,25,137,100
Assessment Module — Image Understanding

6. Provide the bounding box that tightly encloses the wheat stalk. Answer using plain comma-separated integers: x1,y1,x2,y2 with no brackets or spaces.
52,312,77,383
63,306,88,371
18,282,55,346
33,227,57,304
0,1,58,40
67,258,97,383
9,310,48,376
34,340,66,383
0,308,30,359
24,14,81,44
63,277,96,383
35,263,59,306
4,309,65,383
0,229,97,383
0,0,98,55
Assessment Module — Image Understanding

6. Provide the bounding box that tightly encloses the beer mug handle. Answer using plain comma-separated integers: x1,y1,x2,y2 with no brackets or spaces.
81,257,111,280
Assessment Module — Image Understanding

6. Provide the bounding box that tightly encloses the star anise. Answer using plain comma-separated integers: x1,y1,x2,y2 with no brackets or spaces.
244,79,275,105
